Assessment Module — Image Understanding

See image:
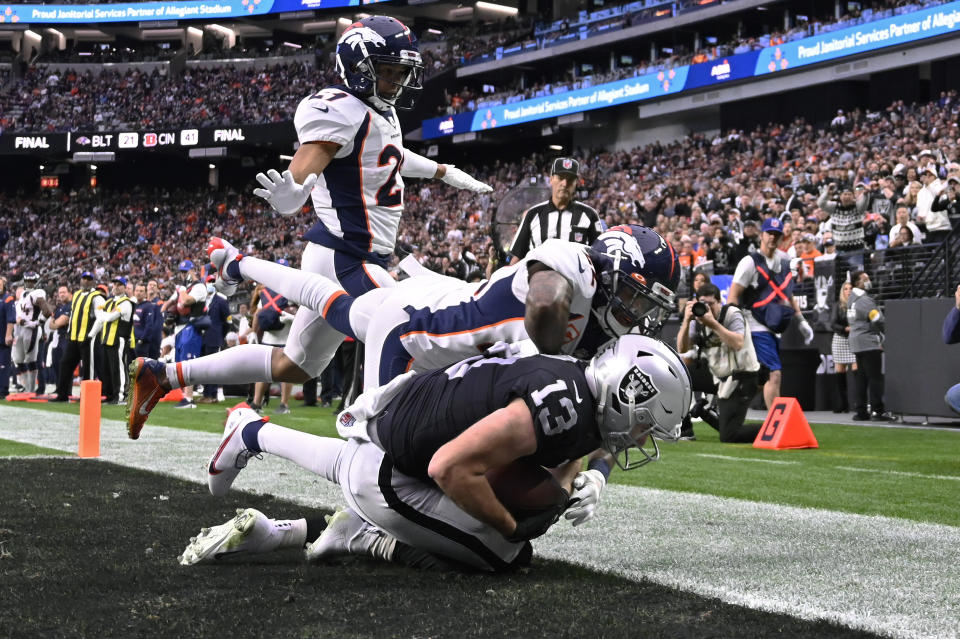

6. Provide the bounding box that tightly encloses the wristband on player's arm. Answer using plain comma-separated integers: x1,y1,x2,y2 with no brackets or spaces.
400,150,439,179
587,457,612,481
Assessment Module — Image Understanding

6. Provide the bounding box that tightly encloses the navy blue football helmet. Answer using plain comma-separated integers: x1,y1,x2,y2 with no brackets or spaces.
590,225,679,337
335,16,424,111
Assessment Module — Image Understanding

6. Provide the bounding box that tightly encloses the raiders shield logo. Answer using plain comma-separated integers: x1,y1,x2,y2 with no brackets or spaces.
618,366,658,404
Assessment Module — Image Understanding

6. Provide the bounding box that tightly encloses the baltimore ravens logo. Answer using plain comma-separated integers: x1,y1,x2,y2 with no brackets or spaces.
618,366,658,404
340,26,387,52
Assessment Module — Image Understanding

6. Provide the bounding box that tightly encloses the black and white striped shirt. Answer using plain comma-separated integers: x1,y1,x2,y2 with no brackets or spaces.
509,200,602,260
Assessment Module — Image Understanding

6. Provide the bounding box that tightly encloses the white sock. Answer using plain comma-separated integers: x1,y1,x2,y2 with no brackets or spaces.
166,344,275,389
271,518,308,550
255,421,346,484
239,256,345,313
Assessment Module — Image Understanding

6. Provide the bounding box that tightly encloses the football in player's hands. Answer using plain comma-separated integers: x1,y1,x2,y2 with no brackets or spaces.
486,460,569,519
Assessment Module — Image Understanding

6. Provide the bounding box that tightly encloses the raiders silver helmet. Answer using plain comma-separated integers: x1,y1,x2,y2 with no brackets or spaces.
584,335,692,470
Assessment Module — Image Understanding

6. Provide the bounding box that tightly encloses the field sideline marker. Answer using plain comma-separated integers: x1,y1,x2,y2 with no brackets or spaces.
753,397,819,450
77,380,101,458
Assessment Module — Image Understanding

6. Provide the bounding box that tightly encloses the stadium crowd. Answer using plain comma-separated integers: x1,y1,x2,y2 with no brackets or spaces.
0,61,338,133
1,92,958,401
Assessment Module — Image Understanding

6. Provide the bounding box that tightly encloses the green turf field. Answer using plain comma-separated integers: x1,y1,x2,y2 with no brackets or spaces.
5,399,958,527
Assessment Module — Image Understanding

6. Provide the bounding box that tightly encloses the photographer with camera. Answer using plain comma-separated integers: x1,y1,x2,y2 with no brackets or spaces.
678,283,762,443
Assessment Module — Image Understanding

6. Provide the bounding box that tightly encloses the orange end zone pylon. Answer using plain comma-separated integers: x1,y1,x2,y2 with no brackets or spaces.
78,380,102,458
753,396,819,450
160,388,184,402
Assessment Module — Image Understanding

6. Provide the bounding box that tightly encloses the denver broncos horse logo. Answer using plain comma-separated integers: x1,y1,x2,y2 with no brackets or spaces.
340,25,387,53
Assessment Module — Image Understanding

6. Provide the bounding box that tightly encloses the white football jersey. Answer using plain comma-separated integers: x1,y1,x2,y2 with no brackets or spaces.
16,288,46,328
397,239,598,372
296,87,406,261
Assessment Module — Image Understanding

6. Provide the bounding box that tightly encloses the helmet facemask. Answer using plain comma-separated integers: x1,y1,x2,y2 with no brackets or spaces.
365,56,424,110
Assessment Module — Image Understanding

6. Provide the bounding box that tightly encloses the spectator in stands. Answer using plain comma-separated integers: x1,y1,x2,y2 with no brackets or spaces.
916,166,950,243
847,271,890,421
930,175,960,238
888,205,924,246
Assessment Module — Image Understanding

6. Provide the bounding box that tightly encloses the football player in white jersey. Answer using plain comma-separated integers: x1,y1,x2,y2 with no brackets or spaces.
127,16,491,438
201,225,680,392
12,272,51,394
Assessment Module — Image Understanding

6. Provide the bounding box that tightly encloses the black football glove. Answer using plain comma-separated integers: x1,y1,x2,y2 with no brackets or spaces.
506,497,568,542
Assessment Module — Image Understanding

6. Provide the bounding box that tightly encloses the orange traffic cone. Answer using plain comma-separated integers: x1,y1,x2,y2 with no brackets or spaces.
753,397,819,450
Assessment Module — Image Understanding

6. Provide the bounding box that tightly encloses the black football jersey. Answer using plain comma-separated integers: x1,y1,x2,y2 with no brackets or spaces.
376,354,602,480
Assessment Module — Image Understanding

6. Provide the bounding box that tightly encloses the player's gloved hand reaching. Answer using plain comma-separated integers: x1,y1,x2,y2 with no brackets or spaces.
798,318,814,345
253,169,319,216
507,499,568,542
441,165,493,193
564,469,606,527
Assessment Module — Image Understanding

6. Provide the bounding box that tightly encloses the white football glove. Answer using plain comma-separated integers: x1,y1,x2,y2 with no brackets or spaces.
564,469,606,527
798,318,814,345
253,169,318,216
440,165,493,193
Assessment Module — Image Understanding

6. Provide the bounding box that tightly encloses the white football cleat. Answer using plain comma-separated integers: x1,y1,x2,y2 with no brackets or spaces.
178,508,273,566
305,508,377,563
206,236,244,296
207,403,265,497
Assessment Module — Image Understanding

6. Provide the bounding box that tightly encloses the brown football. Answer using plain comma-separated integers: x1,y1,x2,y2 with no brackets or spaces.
485,460,569,518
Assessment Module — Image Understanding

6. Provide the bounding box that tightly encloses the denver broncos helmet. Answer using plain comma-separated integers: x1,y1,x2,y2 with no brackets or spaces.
335,16,424,111
590,225,679,337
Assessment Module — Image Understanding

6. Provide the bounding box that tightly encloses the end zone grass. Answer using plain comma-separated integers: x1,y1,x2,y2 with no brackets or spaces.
0,458,878,639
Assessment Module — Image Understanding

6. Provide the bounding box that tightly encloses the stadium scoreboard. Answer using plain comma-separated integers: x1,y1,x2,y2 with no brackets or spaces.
0,122,295,156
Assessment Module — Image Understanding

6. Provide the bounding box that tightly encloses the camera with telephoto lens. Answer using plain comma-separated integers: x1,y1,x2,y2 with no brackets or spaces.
692,301,709,318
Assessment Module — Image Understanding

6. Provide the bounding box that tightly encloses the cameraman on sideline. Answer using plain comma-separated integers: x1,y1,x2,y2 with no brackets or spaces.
678,283,762,443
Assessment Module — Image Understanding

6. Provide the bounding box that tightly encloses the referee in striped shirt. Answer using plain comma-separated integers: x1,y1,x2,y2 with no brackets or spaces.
509,157,603,264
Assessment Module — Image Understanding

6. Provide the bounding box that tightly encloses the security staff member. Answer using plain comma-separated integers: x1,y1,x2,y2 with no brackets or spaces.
0,277,15,399
198,278,231,404
54,271,106,402
509,157,603,263
99,276,136,404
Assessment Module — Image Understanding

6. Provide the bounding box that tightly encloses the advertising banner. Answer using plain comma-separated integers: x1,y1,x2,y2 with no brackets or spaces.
0,0,388,24
422,1,960,139
423,67,689,139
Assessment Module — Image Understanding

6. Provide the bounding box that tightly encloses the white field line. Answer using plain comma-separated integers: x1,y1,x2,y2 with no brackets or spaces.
694,453,800,465
832,465,960,482
1,405,958,639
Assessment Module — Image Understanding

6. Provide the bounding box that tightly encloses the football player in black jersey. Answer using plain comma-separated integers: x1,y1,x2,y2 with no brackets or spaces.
179,335,691,572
